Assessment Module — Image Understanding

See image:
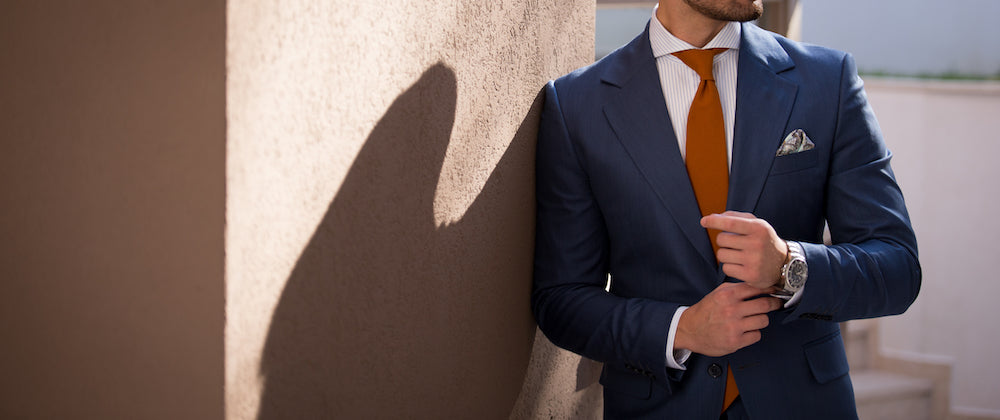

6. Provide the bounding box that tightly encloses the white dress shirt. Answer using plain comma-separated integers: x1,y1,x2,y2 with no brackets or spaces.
649,7,742,372
648,11,805,370
651,13,741,165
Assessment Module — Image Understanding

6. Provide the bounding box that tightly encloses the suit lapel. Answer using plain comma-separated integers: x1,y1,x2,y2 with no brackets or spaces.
602,26,716,266
600,23,800,268
728,23,798,213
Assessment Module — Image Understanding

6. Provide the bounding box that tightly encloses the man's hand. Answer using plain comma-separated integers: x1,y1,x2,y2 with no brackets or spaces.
675,282,783,357
702,211,787,290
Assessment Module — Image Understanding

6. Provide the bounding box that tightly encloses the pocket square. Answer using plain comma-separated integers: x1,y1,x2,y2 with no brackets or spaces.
776,129,815,156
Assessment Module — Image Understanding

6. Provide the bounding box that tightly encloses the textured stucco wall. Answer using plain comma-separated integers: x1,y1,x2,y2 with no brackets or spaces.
0,2,226,419
226,1,597,418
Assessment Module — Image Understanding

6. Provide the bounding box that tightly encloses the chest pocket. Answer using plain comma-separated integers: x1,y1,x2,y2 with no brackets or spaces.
771,149,819,176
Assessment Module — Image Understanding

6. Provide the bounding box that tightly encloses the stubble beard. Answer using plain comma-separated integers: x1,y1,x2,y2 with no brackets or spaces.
683,0,763,22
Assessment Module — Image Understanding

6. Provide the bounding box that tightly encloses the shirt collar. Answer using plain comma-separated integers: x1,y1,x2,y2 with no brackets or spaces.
649,6,742,58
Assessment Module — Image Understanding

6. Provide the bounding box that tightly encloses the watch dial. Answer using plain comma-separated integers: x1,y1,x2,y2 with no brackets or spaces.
788,261,807,288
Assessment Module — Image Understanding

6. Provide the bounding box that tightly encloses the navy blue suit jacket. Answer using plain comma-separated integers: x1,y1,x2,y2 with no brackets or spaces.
532,22,921,419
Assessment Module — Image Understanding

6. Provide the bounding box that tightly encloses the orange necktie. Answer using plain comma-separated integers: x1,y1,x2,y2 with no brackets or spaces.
673,48,739,413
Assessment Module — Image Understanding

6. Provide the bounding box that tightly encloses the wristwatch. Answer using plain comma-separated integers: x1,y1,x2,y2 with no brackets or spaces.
778,241,807,294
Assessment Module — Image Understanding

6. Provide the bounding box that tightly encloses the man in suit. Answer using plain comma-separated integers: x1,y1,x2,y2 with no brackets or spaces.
531,0,921,418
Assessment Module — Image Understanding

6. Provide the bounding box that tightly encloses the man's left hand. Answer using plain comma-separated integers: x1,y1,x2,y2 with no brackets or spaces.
701,211,787,290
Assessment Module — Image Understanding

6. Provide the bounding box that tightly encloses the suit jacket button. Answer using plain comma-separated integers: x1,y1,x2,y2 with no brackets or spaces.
708,363,723,378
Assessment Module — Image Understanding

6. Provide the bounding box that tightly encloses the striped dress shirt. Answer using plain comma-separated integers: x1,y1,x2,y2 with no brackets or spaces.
646,10,743,371
649,14,741,167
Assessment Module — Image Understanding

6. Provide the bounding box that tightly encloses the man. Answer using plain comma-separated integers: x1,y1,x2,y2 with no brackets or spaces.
531,0,921,418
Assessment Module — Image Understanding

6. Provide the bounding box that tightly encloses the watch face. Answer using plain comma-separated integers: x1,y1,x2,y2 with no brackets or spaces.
787,260,807,288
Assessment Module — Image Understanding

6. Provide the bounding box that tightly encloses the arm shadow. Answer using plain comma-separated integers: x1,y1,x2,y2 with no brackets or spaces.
257,63,540,419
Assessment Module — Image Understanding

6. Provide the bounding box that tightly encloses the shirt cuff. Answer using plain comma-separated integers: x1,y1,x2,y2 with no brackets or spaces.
666,306,692,370
783,284,805,308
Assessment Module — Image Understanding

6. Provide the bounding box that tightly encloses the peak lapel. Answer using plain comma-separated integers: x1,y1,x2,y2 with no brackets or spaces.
728,23,798,213
601,26,716,266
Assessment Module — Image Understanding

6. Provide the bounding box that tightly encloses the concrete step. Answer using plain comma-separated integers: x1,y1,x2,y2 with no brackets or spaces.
852,370,934,420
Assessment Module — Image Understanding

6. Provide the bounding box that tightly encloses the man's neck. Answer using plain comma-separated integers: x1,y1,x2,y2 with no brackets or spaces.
655,1,727,48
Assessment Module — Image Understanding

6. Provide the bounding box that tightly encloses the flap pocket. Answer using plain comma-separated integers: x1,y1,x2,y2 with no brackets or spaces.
599,364,652,400
803,330,850,384
771,149,819,175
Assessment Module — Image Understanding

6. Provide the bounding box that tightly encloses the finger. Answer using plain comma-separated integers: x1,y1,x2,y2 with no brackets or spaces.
701,214,756,235
753,296,784,313
719,281,766,302
729,295,773,319
742,313,771,331
714,231,747,250
762,286,783,296
715,247,741,264
722,262,773,286
721,210,755,219
720,262,747,281
738,330,762,348
766,297,784,312
717,235,767,257
744,296,782,315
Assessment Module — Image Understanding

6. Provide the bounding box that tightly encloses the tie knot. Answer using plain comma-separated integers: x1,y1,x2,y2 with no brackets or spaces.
673,48,726,81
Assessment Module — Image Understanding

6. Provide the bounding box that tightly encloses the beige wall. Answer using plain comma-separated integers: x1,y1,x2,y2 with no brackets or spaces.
0,2,226,419
865,79,1000,417
225,1,597,419
1,1,596,418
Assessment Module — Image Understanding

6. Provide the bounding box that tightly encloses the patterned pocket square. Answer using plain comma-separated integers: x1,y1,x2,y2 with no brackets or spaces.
776,129,815,156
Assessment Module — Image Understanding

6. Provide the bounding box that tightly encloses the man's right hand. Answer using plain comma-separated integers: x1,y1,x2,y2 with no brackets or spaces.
675,282,783,357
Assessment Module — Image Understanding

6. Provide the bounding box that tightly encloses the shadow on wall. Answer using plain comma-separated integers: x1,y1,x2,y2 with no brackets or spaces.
258,63,542,418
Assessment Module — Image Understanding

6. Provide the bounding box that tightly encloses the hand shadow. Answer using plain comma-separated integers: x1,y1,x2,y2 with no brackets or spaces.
257,63,538,419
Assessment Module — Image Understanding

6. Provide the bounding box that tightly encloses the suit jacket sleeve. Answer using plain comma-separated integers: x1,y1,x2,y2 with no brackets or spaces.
786,53,921,323
531,80,684,391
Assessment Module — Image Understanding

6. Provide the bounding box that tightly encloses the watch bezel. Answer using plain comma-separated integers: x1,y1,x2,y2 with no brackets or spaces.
784,259,807,290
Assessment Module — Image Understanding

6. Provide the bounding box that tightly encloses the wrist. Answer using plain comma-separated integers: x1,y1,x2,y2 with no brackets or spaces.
674,307,695,353
776,240,791,289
